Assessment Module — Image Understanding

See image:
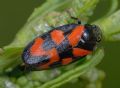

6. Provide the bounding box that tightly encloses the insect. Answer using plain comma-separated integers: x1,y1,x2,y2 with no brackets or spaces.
22,17,102,71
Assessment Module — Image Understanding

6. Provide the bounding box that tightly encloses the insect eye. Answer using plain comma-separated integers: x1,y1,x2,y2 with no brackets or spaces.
96,34,102,42
92,25,97,28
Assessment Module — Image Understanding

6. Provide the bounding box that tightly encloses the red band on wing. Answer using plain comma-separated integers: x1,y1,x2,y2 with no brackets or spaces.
73,48,91,57
62,58,72,65
48,48,60,63
68,26,85,47
51,30,65,45
39,48,60,69
30,38,45,56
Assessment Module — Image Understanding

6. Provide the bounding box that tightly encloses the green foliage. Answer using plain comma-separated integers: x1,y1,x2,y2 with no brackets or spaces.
95,10,120,41
0,0,120,88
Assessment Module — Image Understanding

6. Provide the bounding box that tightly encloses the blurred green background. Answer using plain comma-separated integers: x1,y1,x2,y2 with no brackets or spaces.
0,0,120,88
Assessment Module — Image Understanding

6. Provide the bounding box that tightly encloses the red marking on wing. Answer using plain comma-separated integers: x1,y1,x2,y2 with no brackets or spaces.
30,38,45,56
30,37,60,69
62,58,72,65
68,26,85,47
73,48,91,57
39,48,60,69
51,30,64,45
48,48,59,63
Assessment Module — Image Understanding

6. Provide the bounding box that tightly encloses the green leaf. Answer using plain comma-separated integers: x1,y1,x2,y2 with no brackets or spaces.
0,48,22,72
100,0,118,18
94,10,120,41
106,0,118,16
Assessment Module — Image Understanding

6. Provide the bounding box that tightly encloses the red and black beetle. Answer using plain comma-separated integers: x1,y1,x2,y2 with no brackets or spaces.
22,18,102,70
